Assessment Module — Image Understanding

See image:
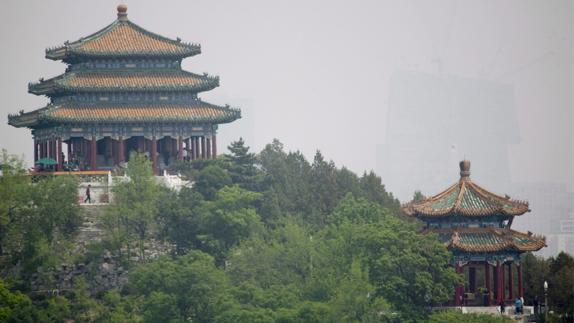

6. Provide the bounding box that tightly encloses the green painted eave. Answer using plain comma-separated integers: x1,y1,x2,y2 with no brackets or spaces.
28,70,219,96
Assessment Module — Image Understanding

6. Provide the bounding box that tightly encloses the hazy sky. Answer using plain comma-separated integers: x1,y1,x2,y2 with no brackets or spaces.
1,0,572,201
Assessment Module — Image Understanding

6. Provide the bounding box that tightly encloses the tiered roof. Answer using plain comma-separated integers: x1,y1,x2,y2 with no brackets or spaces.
403,160,545,254
45,5,200,62
429,228,546,253
403,160,530,218
8,4,240,129
28,71,219,95
10,102,240,127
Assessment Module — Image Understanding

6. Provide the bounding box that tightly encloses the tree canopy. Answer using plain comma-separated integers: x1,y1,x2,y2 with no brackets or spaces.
0,141,570,323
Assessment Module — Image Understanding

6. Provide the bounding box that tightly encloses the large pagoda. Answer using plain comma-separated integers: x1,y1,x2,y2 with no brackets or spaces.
403,160,546,306
8,5,240,173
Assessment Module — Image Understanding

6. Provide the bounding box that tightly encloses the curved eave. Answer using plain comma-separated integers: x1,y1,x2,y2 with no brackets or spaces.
404,207,529,218
428,228,546,253
45,19,201,62
44,111,242,124
8,109,44,128
28,70,219,96
35,102,241,124
402,180,530,218
29,76,219,96
46,47,201,62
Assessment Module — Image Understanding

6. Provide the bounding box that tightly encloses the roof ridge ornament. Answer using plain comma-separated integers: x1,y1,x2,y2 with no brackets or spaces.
117,4,128,21
459,159,471,180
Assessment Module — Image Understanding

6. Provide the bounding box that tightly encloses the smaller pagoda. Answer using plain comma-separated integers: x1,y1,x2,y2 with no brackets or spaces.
403,160,546,306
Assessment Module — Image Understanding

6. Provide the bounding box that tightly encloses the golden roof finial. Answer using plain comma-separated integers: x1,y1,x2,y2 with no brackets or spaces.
459,160,471,179
117,4,128,20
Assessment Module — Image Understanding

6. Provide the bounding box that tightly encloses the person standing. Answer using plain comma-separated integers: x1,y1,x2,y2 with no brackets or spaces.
84,184,92,204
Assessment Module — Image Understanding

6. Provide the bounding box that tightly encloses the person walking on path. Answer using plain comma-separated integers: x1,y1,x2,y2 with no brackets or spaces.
500,300,506,315
84,184,92,204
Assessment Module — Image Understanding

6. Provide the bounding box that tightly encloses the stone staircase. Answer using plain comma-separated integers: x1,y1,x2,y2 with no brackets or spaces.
75,204,105,249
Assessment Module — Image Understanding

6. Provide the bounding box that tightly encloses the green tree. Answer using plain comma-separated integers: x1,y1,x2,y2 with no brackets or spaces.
412,190,425,203
104,153,159,261
328,259,392,323
224,138,259,189
193,164,232,200
129,251,232,322
522,252,549,305
157,187,205,255
358,171,401,214
0,279,36,322
547,252,574,318
143,292,183,323
309,151,340,226
0,150,80,278
344,197,460,321
0,150,30,256
196,185,262,261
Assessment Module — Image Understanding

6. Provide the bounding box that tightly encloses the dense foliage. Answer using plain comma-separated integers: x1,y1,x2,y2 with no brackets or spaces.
0,150,81,282
522,252,574,320
0,142,571,322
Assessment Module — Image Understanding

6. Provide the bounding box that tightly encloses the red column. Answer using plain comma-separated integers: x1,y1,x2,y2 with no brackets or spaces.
517,263,523,298
194,137,199,159
67,140,72,161
137,137,144,153
112,140,118,165
90,136,97,170
469,266,476,293
47,140,52,160
178,136,184,161
508,263,513,300
201,137,206,159
82,139,88,170
496,262,503,303
118,137,125,164
52,140,55,160
485,262,491,305
190,137,194,160
206,137,212,159
212,135,217,159
501,262,506,301
57,137,62,171
186,137,193,160
151,136,158,175
33,139,38,163
455,263,463,306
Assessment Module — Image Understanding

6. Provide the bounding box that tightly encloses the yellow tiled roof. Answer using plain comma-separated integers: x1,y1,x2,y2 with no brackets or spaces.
48,103,239,123
46,17,199,60
78,23,187,54
29,71,218,94
8,101,240,127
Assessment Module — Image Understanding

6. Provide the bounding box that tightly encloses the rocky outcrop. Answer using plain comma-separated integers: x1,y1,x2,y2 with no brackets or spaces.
30,251,128,295
29,204,173,295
